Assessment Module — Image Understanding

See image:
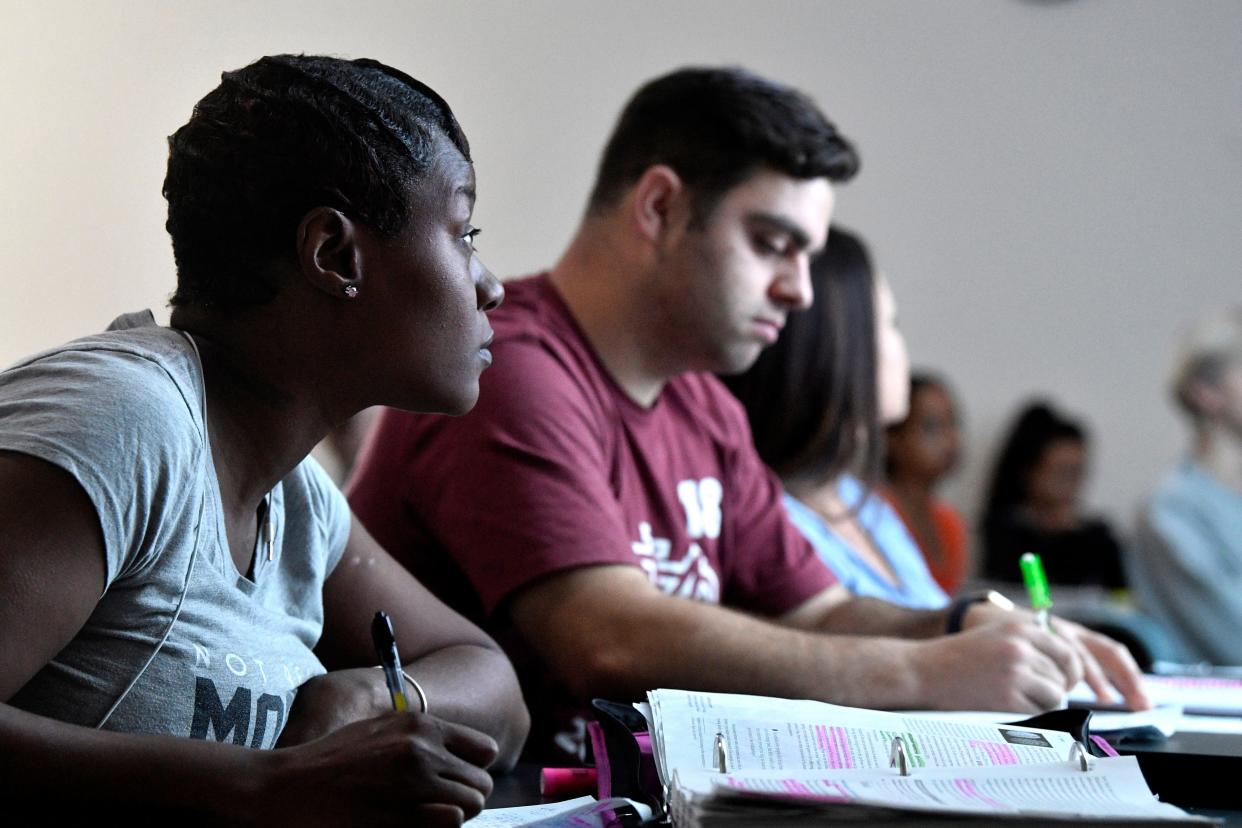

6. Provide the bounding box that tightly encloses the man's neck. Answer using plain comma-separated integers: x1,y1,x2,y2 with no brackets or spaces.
547,222,675,408
1194,425,1242,493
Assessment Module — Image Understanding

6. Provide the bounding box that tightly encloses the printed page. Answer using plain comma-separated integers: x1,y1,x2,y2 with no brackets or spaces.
1088,705,1182,738
1177,714,1242,735
465,796,652,827
466,797,597,826
672,756,1208,822
898,706,1182,739
648,689,1077,781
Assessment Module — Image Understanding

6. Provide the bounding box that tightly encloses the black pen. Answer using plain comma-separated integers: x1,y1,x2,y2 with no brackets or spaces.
372,610,409,712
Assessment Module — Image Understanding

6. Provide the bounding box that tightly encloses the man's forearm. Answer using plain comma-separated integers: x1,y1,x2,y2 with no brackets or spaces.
577,596,934,710
814,595,949,640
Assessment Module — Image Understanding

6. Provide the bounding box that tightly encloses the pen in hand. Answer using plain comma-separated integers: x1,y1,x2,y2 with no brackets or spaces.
372,610,410,712
1019,552,1055,635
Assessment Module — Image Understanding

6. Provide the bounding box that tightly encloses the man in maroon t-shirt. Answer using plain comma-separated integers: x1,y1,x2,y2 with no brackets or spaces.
349,67,1148,761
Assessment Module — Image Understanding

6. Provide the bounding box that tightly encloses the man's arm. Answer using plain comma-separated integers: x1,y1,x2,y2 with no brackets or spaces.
0,453,497,823
507,565,1079,713
782,586,949,638
289,516,529,768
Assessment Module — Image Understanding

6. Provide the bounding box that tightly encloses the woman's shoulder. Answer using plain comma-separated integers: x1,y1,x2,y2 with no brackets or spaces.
3,313,202,412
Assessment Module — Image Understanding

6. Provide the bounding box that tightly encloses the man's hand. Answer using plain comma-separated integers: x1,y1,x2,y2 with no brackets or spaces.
962,602,1152,711
1050,617,1152,710
912,619,1082,712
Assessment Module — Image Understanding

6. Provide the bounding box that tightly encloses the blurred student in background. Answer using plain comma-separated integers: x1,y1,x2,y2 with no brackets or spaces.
1130,309,1242,665
884,372,970,595
725,226,948,609
980,402,1127,589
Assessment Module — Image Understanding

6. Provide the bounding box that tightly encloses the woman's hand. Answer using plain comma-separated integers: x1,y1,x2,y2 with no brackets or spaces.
259,711,499,826
276,668,388,747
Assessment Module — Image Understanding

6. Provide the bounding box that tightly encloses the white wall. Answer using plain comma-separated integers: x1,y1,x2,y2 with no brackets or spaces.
2,0,1239,545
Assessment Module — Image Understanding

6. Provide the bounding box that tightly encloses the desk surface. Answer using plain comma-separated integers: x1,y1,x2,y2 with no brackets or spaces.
487,763,543,809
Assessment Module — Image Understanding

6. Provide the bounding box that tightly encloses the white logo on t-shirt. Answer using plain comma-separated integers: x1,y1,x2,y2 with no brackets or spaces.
631,478,722,602
677,477,722,539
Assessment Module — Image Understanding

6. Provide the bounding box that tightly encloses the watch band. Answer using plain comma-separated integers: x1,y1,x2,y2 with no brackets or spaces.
945,589,1014,635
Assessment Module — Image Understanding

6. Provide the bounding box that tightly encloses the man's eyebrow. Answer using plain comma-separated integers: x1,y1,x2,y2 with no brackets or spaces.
457,184,476,204
747,212,813,251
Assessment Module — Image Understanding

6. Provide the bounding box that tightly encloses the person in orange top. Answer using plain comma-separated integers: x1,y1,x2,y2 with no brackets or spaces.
885,373,970,595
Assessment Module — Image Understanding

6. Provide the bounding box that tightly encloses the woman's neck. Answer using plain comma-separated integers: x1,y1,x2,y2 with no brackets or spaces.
886,476,935,507
1021,501,1079,531
173,311,345,511
788,476,902,588
1196,426,1242,493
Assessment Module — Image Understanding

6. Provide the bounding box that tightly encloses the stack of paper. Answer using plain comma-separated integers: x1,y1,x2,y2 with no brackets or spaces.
1069,675,1242,718
645,689,1211,825
895,706,1183,741
466,795,651,827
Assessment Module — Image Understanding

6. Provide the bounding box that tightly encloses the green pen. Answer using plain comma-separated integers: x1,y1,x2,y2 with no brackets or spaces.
1019,552,1054,634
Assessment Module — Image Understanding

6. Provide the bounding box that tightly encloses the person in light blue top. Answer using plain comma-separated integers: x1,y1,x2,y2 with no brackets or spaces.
784,476,948,609
1131,308,1242,665
724,226,947,610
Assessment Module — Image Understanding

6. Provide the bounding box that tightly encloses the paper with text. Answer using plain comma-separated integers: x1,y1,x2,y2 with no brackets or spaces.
648,688,1077,784
670,756,1206,823
1071,674,1242,716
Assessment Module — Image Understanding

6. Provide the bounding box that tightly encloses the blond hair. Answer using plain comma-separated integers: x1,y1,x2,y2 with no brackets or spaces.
1172,308,1242,418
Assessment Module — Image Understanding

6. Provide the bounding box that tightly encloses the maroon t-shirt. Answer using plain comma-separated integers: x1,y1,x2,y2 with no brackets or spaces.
348,273,835,760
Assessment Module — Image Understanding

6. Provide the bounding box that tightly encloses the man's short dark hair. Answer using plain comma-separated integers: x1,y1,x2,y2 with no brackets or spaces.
164,54,468,309
586,66,859,223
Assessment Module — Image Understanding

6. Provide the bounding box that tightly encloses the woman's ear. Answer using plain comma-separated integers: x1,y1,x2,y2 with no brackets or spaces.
628,164,688,246
296,207,364,299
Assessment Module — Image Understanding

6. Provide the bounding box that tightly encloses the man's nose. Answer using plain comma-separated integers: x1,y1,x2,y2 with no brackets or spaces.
772,254,813,310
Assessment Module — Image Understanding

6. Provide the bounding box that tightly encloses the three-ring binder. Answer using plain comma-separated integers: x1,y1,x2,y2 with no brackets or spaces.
885,735,1095,776
712,732,1093,778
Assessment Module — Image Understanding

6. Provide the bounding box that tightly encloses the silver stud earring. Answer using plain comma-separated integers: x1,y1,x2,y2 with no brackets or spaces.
343,284,359,299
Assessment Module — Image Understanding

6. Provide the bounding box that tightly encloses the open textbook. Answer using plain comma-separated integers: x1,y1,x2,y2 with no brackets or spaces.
644,689,1212,825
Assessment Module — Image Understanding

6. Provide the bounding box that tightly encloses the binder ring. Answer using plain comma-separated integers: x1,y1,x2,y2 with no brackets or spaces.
1069,740,1093,772
889,736,911,776
713,732,730,773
